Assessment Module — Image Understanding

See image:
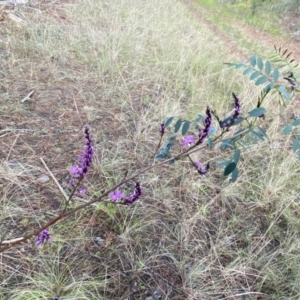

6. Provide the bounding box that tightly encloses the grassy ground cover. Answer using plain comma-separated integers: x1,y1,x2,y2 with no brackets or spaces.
0,0,300,299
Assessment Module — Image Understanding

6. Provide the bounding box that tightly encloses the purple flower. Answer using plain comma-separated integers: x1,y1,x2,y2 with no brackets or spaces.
70,126,94,179
231,92,242,122
79,188,86,195
159,123,166,135
36,229,50,246
194,161,209,175
222,93,242,129
198,107,212,144
109,189,124,202
126,182,142,205
181,135,196,147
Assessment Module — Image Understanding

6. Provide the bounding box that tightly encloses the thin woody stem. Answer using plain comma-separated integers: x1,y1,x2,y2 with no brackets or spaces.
0,128,249,252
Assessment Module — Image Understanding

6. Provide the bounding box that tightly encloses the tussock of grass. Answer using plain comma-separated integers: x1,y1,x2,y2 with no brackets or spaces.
1,0,300,299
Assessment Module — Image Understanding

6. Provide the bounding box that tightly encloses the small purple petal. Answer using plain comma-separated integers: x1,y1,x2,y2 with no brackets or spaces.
194,161,209,175
79,188,86,195
109,189,124,202
36,229,50,246
181,135,196,147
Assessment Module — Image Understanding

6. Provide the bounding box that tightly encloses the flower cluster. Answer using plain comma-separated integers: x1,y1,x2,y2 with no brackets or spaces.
126,182,142,205
109,183,142,205
194,161,209,175
36,229,50,246
197,107,212,144
181,135,196,147
159,123,166,136
70,126,94,179
222,92,241,129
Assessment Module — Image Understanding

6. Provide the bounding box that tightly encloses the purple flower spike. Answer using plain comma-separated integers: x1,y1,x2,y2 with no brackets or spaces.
160,123,166,135
36,229,50,246
198,107,212,145
232,92,242,122
70,126,94,179
194,161,209,175
109,189,124,202
222,93,242,130
126,182,142,205
181,135,196,147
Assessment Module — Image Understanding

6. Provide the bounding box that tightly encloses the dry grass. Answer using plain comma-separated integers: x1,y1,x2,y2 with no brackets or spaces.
0,0,300,299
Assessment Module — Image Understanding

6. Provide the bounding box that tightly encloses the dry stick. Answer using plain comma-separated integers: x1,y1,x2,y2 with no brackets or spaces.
0,129,250,252
40,157,69,201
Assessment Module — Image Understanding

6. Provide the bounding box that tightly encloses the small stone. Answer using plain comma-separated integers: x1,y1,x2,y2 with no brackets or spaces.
152,290,162,299
95,237,105,245
37,174,50,183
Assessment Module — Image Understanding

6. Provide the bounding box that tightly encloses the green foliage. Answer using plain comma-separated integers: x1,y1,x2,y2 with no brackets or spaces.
248,107,266,117
182,121,190,135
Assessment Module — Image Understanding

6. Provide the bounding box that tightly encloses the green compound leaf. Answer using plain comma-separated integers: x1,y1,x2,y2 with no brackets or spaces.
235,62,245,69
250,71,261,80
233,149,241,163
292,119,300,126
251,129,265,141
250,55,256,67
220,140,234,150
216,160,231,168
209,126,217,135
243,67,254,75
196,115,204,122
264,82,275,93
283,125,293,135
207,137,213,149
224,162,237,176
282,91,291,100
265,60,271,75
255,76,268,86
293,138,300,152
174,119,182,133
258,127,267,138
278,85,286,93
278,86,291,99
164,117,174,128
248,107,266,117
256,57,264,70
231,167,239,183
181,121,190,136
168,133,176,142
273,68,279,81
233,116,244,125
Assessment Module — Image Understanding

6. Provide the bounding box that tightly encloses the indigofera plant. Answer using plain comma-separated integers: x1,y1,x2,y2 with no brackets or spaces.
0,47,299,254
